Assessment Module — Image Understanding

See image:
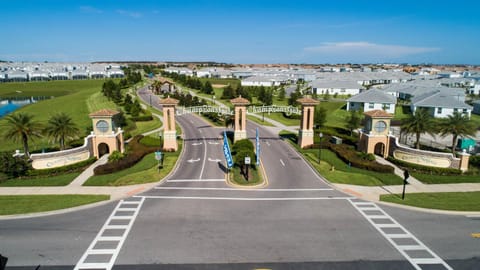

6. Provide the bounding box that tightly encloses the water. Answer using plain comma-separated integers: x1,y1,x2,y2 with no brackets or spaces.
0,97,50,118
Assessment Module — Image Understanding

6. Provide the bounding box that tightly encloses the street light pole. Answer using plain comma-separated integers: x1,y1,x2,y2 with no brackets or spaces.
318,132,323,164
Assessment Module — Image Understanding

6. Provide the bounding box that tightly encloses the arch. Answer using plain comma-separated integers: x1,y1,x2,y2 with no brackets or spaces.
374,142,385,156
98,143,110,156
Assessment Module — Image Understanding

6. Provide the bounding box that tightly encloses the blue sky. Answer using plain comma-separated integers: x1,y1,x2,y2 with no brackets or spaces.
1,0,479,64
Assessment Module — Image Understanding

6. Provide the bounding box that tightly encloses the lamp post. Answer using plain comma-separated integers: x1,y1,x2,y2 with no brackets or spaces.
318,132,323,164
212,95,216,105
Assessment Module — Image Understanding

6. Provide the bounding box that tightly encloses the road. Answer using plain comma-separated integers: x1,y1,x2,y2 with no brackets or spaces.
0,88,479,269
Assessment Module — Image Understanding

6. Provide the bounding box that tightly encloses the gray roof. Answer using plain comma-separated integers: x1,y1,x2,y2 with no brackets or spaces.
412,91,473,109
347,89,397,103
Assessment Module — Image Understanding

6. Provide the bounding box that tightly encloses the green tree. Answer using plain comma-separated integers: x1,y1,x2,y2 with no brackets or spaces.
323,89,331,101
130,99,142,117
3,112,43,157
437,112,476,154
43,112,80,150
315,106,328,129
278,87,286,101
345,110,363,136
288,89,302,106
203,81,214,95
221,85,236,99
400,108,436,149
0,152,30,178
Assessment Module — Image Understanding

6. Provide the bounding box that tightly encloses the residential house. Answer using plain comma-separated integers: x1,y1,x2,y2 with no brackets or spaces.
410,90,473,118
310,79,364,96
346,89,397,114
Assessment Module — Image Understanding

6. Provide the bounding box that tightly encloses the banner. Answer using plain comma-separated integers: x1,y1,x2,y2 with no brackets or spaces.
256,128,260,166
223,131,234,168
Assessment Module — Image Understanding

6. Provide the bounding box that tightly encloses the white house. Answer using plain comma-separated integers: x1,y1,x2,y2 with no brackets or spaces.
195,68,211,78
310,79,364,96
240,76,288,87
346,89,397,114
411,90,473,118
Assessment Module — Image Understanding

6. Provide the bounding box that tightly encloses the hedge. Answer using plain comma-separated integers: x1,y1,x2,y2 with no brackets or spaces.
470,155,480,168
27,157,97,177
131,115,154,122
93,135,158,175
387,156,462,175
328,143,394,173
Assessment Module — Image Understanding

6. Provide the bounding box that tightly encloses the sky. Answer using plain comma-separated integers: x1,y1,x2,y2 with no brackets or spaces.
1,0,479,64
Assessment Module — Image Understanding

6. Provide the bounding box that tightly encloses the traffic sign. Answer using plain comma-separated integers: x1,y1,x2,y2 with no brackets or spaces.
245,156,251,165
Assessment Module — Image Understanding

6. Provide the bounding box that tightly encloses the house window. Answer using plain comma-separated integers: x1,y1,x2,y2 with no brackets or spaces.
437,107,442,114
369,103,374,109
454,108,458,113
340,88,346,93
463,109,468,114
383,103,390,110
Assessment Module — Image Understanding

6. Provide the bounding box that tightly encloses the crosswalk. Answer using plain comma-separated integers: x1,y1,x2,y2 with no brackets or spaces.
74,197,145,270
349,199,453,270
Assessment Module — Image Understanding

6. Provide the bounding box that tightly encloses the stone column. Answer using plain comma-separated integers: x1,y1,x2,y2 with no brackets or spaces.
297,97,319,148
159,97,179,151
230,96,250,142
458,150,470,172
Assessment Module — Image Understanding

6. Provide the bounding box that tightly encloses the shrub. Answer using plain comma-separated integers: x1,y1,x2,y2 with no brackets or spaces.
108,151,125,162
93,135,158,175
328,143,394,173
387,157,462,175
470,155,480,168
131,115,154,122
0,152,31,178
232,139,254,154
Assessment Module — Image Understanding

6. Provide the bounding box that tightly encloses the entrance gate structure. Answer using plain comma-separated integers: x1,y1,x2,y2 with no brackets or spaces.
164,95,321,149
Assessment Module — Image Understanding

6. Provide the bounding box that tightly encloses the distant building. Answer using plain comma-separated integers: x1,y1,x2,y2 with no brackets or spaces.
346,89,397,114
411,90,473,118
310,79,364,96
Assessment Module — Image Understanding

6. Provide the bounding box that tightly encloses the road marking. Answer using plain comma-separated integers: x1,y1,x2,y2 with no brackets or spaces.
187,158,201,163
265,141,271,146
137,195,352,201
192,142,203,146
166,178,225,182
74,197,145,270
472,233,480,238
154,187,334,191
349,199,453,270
208,157,222,162
208,141,220,145
279,159,285,166
199,137,207,179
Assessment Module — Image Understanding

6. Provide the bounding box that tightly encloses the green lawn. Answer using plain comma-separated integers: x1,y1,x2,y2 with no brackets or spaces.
380,192,480,211
84,141,182,186
0,80,106,98
0,173,80,186
0,194,110,215
412,172,480,184
322,102,349,128
247,115,275,126
392,105,412,120
303,149,402,186
0,80,115,152
230,166,262,186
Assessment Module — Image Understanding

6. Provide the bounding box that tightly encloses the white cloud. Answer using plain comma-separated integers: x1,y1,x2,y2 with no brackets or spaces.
304,42,440,59
116,9,143,18
80,6,103,14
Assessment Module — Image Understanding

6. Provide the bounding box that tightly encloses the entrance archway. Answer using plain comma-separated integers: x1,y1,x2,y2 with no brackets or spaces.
98,143,110,156
374,142,385,156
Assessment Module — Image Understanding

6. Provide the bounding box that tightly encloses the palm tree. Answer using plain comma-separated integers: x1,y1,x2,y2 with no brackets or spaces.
43,112,80,150
400,108,436,149
438,112,476,154
3,112,43,157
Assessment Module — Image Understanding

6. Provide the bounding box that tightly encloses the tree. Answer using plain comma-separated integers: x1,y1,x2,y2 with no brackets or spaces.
288,89,302,106
437,112,476,154
43,112,80,150
203,81,214,95
130,99,142,117
0,152,30,178
400,108,436,149
323,89,331,101
278,87,286,101
3,112,43,157
315,106,328,130
345,110,363,136
221,85,236,99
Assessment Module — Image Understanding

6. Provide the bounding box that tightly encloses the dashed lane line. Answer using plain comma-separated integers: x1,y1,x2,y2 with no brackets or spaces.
349,199,453,270
74,197,145,270
279,159,285,166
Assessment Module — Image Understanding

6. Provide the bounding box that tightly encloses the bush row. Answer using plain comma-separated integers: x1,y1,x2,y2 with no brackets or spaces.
470,155,480,168
387,157,462,175
27,157,97,177
131,115,154,122
93,135,158,175
328,143,394,173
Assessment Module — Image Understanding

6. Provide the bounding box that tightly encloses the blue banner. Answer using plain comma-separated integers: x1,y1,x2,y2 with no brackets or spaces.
223,131,234,168
256,128,260,166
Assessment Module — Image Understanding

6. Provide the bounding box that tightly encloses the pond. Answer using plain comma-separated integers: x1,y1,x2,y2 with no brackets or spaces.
0,97,51,118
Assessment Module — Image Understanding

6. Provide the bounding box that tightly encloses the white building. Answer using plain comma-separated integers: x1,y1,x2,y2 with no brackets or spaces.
240,75,288,87
346,89,397,114
310,79,364,96
411,90,473,118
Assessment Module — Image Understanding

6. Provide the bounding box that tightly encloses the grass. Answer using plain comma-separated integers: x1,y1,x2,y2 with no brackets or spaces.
230,165,262,186
247,115,275,126
84,140,182,186
322,102,349,128
129,117,162,137
411,172,480,184
0,173,80,186
198,78,241,88
0,80,115,152
303,149,402,186
392,105,412,120
0,194,110,215
380,192,480,211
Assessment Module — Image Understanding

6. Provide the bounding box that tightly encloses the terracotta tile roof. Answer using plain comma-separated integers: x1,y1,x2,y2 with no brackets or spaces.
296,97,320,105
230,96,251,105
363,109,393,118
89,109,120,117
159,96,179,105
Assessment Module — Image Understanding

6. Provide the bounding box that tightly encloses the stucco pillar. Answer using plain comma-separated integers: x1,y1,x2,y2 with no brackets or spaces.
159,97,179,151
297,97,320,148
458,150,470,172
230,96,250,142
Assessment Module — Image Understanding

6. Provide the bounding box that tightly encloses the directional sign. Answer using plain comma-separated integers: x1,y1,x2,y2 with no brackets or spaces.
223,131,234,168
245,156,251,165
192,142,203,146
187,158,201,163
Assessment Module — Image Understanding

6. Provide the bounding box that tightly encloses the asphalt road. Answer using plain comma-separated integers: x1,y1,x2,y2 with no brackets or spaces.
1,89,479,270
